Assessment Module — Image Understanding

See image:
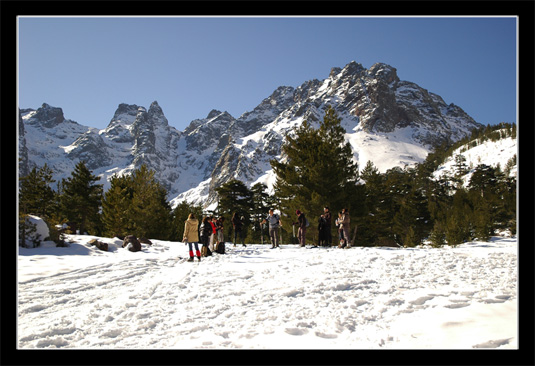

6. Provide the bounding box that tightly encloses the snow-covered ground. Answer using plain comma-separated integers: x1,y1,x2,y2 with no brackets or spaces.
18,232,517,350
433,134,517,186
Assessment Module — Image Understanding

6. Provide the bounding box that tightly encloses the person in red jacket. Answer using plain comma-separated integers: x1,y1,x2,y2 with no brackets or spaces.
208,216,217,252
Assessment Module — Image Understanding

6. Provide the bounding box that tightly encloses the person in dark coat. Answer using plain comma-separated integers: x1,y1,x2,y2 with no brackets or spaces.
293,210,307,247
215,217,224,242
200,216,210,246
323,207,332,247
200,216,213,256
232,213,246,247
317,215,327,247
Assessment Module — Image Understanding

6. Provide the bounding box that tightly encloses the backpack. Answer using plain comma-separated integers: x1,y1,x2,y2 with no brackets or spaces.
215,242,226,254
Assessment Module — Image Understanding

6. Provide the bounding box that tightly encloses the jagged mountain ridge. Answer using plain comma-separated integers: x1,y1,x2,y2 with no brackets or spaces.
19,61,483,208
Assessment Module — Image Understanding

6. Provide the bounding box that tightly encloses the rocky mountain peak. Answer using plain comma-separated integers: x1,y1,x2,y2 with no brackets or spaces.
207,109,223,119
341,60,366,76
368,62,399,84
103,103,140,143
112,103,141,120
30,103,66,128
147,101,166,121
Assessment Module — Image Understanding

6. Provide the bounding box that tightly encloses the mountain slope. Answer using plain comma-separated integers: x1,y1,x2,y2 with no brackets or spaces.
433,127,517,186
19,61,485,208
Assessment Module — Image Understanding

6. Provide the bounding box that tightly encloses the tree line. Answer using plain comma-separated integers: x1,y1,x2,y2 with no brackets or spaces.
18,108,516,248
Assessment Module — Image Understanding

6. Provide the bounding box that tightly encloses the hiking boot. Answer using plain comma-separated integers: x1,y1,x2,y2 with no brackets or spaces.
197,256,201,262
187,257,194,262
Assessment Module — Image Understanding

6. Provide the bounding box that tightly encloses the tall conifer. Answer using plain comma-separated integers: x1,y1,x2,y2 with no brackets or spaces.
59,161,103,234
129,164,172,239
101,174,134,238
271,106,359,222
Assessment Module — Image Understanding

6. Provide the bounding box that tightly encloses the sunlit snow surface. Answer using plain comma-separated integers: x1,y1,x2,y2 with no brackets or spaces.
18,233,517,349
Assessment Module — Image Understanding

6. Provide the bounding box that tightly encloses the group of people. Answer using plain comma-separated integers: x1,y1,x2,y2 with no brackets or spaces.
182,213,246,262
290,207,352,249
182,207,353,261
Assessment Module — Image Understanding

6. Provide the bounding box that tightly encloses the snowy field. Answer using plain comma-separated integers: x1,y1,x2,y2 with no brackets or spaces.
17,232,518,351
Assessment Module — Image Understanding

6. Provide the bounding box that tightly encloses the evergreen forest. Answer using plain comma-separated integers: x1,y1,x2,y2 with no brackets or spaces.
18,110,517,248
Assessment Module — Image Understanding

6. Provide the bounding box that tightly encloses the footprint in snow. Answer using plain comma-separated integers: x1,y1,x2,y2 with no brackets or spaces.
472,338,513,348
315,331,337,339
409,296,434,306
285,328,309,336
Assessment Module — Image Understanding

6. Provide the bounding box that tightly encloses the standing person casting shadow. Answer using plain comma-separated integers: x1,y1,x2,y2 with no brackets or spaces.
183,213,201,262
293,210,307,247
261,209,282,249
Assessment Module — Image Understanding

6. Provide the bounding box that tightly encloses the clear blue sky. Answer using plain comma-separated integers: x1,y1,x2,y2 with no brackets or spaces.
18,16,517,131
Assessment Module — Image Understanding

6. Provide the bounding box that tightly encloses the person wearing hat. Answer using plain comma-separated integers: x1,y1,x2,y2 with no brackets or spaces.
293,210,307,247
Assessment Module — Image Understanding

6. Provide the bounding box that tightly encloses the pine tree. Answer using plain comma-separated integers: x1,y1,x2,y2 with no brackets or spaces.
451,154,468,188
271,106,359,229
469,164,497,198
371,167,407,244
248,183,276,243
426,176,453,223
59,161,103,235
504,154,516,177
470,191,493,241
357,161,383,246
19,164,57,219
129,165,172,240
385,166,430,247
250,183,275,219
360,160,380,185
444,188,473,245
101,174,134,238
393,189,429,247
101,165,174,240
499,175,517,234
429,220,446,247
215,179,254,238
215,179,254,219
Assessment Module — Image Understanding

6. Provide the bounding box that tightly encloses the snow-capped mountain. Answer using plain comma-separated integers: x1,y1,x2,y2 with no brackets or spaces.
19,61,487,208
